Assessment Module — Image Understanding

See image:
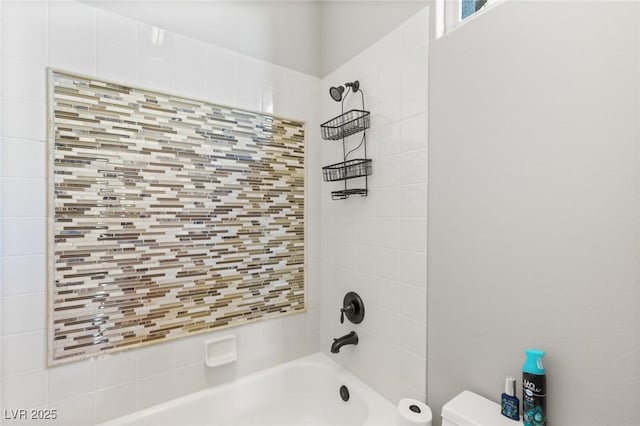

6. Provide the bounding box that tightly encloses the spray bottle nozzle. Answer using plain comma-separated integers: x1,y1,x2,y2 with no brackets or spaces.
524,348,546,375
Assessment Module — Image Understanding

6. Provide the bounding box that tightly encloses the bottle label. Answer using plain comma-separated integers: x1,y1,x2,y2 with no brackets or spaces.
523,373,546,426
501,394,520,421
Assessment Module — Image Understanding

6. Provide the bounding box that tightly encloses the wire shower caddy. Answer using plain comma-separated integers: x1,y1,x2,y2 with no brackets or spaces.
320,110,370,141
321,81,371,200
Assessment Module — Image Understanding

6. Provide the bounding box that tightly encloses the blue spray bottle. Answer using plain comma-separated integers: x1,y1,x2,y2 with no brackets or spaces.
522,349,546,426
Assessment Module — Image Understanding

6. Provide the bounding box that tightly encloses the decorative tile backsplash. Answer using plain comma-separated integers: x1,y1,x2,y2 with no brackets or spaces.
48,70,305,364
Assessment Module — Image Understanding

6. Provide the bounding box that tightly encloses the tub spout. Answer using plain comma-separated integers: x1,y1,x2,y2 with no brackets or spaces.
331,331,359,353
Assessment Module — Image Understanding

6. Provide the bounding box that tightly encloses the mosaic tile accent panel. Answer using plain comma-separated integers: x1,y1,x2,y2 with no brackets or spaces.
48,70,305,364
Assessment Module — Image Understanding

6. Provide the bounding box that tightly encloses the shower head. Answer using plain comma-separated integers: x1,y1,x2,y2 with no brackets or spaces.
329,81,360,102
329,85,345,102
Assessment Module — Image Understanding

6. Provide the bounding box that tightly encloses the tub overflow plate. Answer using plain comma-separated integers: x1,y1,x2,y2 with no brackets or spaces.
339,385,350,402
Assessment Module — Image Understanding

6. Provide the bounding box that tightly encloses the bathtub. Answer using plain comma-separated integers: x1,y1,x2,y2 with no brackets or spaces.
99,353,399,426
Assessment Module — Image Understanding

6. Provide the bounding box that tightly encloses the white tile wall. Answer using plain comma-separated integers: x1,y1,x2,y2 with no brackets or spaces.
1,97,46,140
1,57,46,102
138,22,175,62
0,138,46,179
2,293,45,335
49,393,95,426
1,178,46,217
319,7,429,405
2,369,48,408
94,382,136,424
1,217,46,256
205,44,236,106
0,0,321,423
48,359,95,403
1,255,46,296
0,1,47,64
48,1,96,75
2,330,46,375
94,352,137,390
174,35,209,99
95,9,137,84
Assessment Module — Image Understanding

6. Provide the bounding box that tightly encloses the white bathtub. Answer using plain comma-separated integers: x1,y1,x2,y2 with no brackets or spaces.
99,353,399,426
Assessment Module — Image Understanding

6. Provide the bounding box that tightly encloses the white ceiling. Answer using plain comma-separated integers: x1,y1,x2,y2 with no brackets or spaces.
79,1,428,77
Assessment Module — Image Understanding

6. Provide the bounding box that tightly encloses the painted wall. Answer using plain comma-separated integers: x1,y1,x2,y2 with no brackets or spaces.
318,1,427,77
428,2,640,425
0,1,321,424
320,7,429,405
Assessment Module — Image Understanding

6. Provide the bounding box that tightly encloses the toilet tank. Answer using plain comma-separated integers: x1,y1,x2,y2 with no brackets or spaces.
441,391,524,426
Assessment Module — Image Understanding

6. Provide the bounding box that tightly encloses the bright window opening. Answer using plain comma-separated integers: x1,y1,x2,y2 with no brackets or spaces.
436,0,503,38
461,0,488,20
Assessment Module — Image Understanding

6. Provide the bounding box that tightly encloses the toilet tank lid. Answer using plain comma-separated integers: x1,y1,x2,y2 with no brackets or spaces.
441,391,523,426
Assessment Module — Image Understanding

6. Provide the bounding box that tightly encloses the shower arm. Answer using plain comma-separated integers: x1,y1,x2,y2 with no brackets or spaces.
341,87,367,162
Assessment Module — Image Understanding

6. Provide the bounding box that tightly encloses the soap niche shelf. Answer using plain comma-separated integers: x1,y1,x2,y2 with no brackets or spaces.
321,80,371,200
204,334,237,368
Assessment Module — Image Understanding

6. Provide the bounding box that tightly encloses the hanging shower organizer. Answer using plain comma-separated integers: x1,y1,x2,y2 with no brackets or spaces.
321,80,372,200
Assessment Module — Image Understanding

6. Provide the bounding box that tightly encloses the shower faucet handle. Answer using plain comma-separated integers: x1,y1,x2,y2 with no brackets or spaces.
340,304,354,324
339,292,365,324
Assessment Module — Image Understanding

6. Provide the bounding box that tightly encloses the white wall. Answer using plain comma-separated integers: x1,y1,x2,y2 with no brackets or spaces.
0,0,4,409
0,1,321,424
319,7,429,405
429,2,640,425
319,1,427,77
80,0,428,78
79,0,323,77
